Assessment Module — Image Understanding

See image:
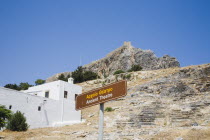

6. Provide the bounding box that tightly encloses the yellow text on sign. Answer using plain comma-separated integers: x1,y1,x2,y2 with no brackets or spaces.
86,88,113,99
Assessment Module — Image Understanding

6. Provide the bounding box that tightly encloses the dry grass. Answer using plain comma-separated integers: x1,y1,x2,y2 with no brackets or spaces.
152,127,210,140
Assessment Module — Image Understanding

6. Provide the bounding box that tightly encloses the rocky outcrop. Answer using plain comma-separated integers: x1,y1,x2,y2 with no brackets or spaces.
46,41,180,82
78,63,210,139
83,41,180,78
46,72,71,83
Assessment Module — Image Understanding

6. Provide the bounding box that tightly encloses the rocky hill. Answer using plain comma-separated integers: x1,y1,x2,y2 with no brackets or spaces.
83,41,179,78
1,63,210,140
46,42,179,82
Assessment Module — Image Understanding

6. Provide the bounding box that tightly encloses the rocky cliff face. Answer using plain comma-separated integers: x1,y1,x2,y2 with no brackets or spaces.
83,42,179,78
46,42,179,82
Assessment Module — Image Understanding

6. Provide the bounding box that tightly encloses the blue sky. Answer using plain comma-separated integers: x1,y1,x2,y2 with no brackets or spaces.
0,0,210,86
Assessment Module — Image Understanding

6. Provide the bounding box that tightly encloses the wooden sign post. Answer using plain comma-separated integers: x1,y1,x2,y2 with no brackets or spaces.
75,80,127,140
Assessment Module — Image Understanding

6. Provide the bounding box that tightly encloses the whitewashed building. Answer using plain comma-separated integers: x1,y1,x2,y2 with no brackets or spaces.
0,78,82,129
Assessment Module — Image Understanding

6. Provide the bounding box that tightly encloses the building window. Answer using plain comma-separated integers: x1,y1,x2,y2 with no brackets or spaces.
64,91,68,98
9,105,12,109
38,106,41,111
45,91,49,98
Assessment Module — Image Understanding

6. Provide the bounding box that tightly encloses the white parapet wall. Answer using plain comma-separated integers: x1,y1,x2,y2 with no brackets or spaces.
0,80,82,129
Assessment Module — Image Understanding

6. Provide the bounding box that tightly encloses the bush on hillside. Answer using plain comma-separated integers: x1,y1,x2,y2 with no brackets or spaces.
4,84,20,91
19,83,33,90
71,66,84,83
58,74,67,81
35,79,45,85
0,105,12,130
105,107,114,112
57,67,98,83
4,83,33,91
114,70,125,75
6,111,29,131
58,74,71,82
83,71,98,81
128,65,142,72
125,74,131,79
72,66,98,83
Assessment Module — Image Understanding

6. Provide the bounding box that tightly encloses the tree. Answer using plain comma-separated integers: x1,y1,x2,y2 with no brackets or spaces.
4,84,20,91
19,83,32,90
71,66,98,83
57,67,97,83
0,105,12,129
128,65,142,72
58,74,67,82
83,71,98,81
4,82,33,91
72,66,84,83
6,111,29,131
35,79,45,85
58,74,71,82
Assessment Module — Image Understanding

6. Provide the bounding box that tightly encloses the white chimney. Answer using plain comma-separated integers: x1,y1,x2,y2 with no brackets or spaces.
68,78,74,84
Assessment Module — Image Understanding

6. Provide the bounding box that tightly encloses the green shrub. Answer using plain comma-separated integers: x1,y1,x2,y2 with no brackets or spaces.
19,83,33,90
58,74,67,82
128,65,142,72
105,107,114,112
72,66,98,83
35,79,45,85
71,66,84,83
4,83,33,91
6,111,29,131
4,84,20,91
83,71,98,81
0,105,12,129
57,67,98,83
125,74,131,79
114,70,125,75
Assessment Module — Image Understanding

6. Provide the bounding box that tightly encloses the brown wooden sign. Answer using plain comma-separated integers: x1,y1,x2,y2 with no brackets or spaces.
76,80,127,110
